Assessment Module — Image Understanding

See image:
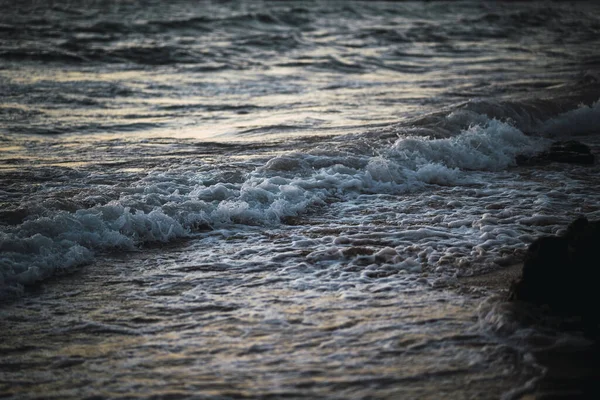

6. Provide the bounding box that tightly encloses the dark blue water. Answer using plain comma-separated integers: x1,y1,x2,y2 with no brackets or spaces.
1,1,600,398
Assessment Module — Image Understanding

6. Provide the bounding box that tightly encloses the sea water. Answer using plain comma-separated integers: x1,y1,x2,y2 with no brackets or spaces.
1,1,600,398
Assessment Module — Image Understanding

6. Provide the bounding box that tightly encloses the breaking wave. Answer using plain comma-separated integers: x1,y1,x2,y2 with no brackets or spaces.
3,98,598,297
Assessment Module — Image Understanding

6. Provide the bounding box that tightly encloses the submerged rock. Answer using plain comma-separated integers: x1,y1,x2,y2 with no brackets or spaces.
509,217,600,323
516,140,595,166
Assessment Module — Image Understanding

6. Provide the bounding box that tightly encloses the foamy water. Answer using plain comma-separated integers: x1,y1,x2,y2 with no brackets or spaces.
1,1,600,398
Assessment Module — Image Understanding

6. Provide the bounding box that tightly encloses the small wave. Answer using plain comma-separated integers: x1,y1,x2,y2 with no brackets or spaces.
355,27,411,44
76,20,135,34
101,46,202,65
0,24,19,33
220,11,312,28
306,55,368,73
239,124,311,135
147,16,213,31
5,121,163,136
0,107,552,297
237,32,302,50
61,9,312,37
154,103,266,116
2,96,599,296
51,43,264,67
406,93,600,138
464,8,564,30
2,43,218,66
0,49,88,63
539,100,600,137
179,63,231,72
0,106,44,120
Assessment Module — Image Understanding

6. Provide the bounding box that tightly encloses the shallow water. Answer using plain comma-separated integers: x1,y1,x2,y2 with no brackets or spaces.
1,1,600,398
2,242,545,400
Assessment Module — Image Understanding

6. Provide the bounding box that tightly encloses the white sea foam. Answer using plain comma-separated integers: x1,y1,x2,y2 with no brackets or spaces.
391,118,542,171
1,105,597,297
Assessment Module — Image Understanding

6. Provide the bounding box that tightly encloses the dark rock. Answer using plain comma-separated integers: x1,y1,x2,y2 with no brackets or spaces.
516,140,595,166
547,141,595,164
509,235,570,309
550,140,591,155
509,217,600,324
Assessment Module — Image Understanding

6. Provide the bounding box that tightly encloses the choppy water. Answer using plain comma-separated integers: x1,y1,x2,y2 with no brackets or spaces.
1,1,600,398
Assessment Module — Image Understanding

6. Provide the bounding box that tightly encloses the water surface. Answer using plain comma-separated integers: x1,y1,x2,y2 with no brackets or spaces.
1,1,600,398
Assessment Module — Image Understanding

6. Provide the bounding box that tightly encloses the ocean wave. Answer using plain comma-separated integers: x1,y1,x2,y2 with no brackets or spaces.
2,1,600,299
394,92,600,140
0,105,559,297
236,32,302,50
2,0,598,75
13,42,264,67
462,8,563,29
539,100,600,137
0,49,88,63
3,121,164,136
